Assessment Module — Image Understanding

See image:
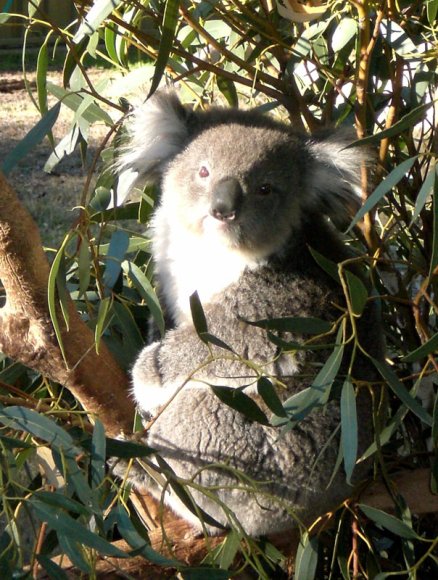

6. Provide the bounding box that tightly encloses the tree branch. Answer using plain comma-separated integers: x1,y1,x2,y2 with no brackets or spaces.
0,171,134,436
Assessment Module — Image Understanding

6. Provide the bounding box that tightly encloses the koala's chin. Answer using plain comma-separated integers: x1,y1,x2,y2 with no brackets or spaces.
115,90,382,536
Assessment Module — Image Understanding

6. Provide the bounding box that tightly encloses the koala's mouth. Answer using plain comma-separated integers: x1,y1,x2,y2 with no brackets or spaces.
202,214,240,244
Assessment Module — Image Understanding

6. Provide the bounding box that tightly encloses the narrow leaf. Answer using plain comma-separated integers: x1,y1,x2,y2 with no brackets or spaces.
0,406,80,457
402,332,438,362
210,386,269,425
32,500,129,557
344,271,368,316
295,533,318,580
257,377,287,418
190,291,208,336
358,504,420,539
115,504,180,566
340,378,358,484
348,157,418,231
1,102,61,175
373,359,432,426
148,0,180,97
245,316,333,335
91,419,106,489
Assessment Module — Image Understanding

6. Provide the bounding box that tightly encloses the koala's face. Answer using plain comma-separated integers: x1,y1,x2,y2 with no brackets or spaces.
161,124,310,258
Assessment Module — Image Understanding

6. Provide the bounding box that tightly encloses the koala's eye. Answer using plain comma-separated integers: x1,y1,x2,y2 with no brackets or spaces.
199,166,210,178
258,183,272,196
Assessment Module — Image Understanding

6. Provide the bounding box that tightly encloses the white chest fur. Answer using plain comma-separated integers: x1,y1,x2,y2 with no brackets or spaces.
152,210,259,324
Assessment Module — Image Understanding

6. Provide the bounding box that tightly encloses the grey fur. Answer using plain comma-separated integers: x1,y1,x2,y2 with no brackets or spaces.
116,92,381,536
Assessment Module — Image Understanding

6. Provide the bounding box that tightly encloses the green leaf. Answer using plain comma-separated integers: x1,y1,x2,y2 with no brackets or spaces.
295,533,318,580
58,534,91,573
154,455,226,530
217,77,238,107
148,0,180,97
427,0,438,24
47,82,113,126
346,103,433,148
95,296,112,353
275,326,344,425
340,378,358,484
402,332,438,362
411,163,436,224
332,18,357,52
32,500,129,557
44,124,81,173
36,39,49,114
218,529,241,570
78,235,91,297
32,491,91,517
257,377,287,418
372,359,433,426
73,0,120,43
1,102,61,175
0,406,80,457
90,186,112,211
103,230,130,294
244,316,333,335
348,157,418,231
91,419,106,489
358,504,420,539
98,436,155,459
190,291,208,335
309,248,341,283
344,270,368,316
380,19,418,56
115,504,181,566
63,37,89,88
36,555,69,580
48,232,74,361
210,386,269,425
122,261,165,337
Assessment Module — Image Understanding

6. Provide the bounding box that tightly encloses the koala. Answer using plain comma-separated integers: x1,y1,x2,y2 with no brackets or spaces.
115,91,382,536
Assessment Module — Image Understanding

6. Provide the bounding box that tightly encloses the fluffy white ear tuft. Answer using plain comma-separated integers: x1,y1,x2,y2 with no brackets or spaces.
307,132,374,228
115,91,189,204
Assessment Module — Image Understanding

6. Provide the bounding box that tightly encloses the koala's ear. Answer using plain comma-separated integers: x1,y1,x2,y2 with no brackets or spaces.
306,132,373,228
115,91,190,204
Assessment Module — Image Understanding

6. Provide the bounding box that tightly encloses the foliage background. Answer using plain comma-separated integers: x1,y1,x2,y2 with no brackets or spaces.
0,0,437,578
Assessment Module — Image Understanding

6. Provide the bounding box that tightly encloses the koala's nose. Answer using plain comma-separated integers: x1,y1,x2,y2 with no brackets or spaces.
210,178,243,222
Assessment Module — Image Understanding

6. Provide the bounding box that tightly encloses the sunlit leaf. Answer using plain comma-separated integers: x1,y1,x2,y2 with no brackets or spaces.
148,0,180,97
348,157,418,231
0,406,80,457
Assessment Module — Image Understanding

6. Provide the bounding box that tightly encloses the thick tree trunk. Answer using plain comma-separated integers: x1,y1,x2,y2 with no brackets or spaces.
0,171,134,436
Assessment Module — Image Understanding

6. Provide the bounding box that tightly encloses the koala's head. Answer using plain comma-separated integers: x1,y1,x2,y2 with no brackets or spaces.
117,91,371,259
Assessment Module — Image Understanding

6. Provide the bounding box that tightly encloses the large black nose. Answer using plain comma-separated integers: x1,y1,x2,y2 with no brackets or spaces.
210,178,243,222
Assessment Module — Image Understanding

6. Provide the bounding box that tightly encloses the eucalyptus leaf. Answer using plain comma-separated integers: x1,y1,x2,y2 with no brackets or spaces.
32,500,129,557
210,386,269,425
348,157,418,231
358,504,420,539
1,102,61,175
340,378,358,484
